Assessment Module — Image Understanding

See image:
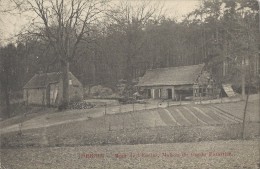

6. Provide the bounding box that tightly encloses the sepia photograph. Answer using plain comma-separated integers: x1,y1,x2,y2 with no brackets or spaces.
0,0,259,168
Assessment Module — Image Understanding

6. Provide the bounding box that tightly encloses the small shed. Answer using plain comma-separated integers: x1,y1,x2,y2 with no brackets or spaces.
23,72,83,106
137,64,216,100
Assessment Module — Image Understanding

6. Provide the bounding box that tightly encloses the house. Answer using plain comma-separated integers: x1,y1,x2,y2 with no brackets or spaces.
137,64,217,100
23,72,83,106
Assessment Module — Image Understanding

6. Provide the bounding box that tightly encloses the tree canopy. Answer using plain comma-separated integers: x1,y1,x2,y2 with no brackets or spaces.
0,0,259,111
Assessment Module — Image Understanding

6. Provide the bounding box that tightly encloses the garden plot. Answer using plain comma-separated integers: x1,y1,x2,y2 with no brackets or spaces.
208,105,242,123
187,106,218,125
177,107,204,125
157,108,178,126
195,105,234,124
212,101,259,122
160,104,245,127
166,107,191,126
212,103,245,118
129,109,166,128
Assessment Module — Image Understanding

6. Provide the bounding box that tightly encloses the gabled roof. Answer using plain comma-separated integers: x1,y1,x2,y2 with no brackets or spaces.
137,64,205,87
23,72,75,89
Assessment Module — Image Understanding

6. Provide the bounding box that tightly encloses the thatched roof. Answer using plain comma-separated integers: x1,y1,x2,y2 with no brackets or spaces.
23,72,74,89
137,64,205,87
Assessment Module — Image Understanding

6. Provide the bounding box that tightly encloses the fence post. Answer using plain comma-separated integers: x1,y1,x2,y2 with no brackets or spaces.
105,104,107,115
123,118,125,130
103,115,106,127
18,123,23,136
180,95,182,105
241,93,250,139
199,93,202,104
220,92,222,103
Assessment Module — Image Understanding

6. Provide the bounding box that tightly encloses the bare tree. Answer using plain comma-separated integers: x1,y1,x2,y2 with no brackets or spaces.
0,44,17,118
20,0,109,108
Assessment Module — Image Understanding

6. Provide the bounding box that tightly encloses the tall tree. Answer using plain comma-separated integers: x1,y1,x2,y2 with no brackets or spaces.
107,0,165,83
0,44,17,117
186,0,259,86
21,0,109,108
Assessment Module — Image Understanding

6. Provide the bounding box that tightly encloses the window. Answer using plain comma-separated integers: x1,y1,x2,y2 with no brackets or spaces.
202,88,206,96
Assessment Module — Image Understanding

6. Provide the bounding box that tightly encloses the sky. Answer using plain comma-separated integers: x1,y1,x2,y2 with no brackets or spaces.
0,0,201,44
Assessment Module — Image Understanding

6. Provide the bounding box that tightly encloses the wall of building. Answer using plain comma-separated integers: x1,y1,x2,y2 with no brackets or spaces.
23,74,84,106
56,75,84,104
140,86,175,100
69,82,84,101
24,88,47,105
69,74,84,101
49,83,59,106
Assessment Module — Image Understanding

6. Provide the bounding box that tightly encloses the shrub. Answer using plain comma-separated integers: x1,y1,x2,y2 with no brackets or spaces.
90,85,113,98
70,95,82,103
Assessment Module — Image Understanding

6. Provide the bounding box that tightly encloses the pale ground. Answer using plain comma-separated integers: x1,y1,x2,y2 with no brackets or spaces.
1,139,259,169
1,95,259,169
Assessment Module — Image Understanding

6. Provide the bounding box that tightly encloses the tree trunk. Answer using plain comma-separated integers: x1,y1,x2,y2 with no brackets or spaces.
241,57,246,100
92,62,97,85
3,84,10,118
1,72,10,118
61,61,70,109
125,55,132,84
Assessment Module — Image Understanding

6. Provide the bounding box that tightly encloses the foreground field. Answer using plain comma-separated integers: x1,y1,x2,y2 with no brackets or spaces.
1,98,259,147
1,98,258,133
1,97,259,168
1,139,259,169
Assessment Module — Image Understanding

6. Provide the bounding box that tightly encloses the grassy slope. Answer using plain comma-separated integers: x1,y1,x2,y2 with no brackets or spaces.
1,99,259,147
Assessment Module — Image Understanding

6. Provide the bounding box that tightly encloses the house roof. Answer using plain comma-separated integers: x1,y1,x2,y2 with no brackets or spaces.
137,64,205,87
23,72,74,89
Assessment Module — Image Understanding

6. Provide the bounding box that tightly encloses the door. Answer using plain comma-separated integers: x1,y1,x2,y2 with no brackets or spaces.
147,89,151,98
167,89,172,99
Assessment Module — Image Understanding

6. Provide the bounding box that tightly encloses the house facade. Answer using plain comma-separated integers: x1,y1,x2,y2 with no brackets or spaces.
137,64,217,101
23,72,83,106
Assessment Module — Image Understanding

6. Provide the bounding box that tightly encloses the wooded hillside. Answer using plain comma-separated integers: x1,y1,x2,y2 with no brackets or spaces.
0,0,259,110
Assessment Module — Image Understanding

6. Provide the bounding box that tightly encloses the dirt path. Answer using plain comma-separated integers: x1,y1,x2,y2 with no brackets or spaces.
1,95,258,134
0,102,161,134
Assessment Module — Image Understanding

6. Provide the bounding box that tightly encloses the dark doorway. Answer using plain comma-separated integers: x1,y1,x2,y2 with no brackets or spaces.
147,89,151,98
167,89,172,99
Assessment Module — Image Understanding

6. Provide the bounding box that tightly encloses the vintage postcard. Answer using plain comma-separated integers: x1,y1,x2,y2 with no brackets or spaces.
0,0,259,168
